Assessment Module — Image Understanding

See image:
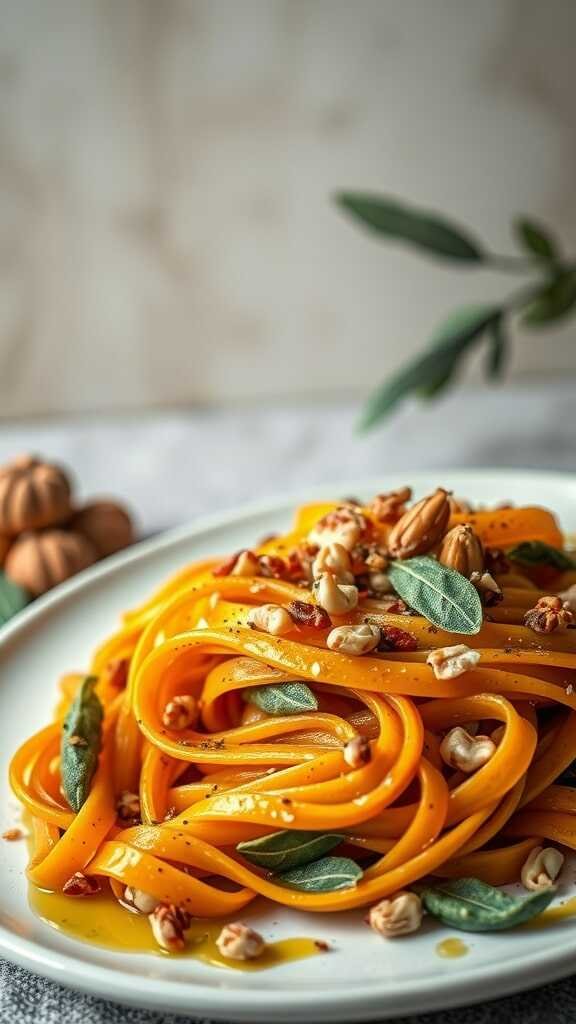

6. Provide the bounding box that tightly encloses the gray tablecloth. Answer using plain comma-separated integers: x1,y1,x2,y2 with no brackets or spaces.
2,383,576,1022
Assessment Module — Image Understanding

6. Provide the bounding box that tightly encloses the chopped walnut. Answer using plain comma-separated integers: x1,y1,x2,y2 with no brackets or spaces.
313,573,358,614
470,570,503,606
62,871,101,896
557,583,576,614
370,487,412,524
117,790,141,824
215,921,265,961
149,902,192,952
258,554,287,579
427,644,480,679
162,694,198,730
440,726,496,773
213,549,259,577
248,603,294,636
524,596,573,634
521,846,564,891
312,542,354,584
124,886,159,914
327,623,380,655
308,506,368,552
367,891,423,937
343,735,371,768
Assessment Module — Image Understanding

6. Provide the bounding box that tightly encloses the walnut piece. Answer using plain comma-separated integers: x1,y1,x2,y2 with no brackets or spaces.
426,644,480,679
367,891,422,937
215,921,265,961
440,726,496,773
524,596,573,634
149,903,192,952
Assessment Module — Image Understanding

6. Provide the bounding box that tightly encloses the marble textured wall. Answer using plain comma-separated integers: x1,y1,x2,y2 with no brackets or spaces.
1,0,576,417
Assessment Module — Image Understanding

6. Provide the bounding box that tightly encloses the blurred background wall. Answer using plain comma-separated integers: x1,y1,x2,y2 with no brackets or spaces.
1,0,576,419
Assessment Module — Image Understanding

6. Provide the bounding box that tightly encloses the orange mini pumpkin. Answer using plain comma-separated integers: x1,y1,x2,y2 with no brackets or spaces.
70,501,135,558
0,455,72,536
5,530,97,597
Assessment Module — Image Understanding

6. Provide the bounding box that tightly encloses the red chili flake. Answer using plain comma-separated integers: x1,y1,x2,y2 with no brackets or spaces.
287,600,332,630
62,872,101,897
378,625,418,652
258,554,286,578
108,658,129,690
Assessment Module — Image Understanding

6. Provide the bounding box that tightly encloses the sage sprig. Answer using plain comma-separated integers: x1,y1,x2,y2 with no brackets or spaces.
421,877,555,931
61,675,103,812
276,855,362,892
507,541,575,572
243,682,318,715
237,830,343,872
335,193,576,428
388,556,482,634
0,572,29,627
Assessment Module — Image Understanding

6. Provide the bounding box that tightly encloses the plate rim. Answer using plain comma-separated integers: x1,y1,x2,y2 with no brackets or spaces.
2,466,576,1021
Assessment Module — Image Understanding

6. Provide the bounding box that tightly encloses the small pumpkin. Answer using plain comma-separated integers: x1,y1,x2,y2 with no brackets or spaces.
70,501,135,558
0,455,72,536
5,530,97,597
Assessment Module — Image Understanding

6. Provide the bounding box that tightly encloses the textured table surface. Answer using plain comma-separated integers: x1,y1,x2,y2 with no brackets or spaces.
2,383,576,1023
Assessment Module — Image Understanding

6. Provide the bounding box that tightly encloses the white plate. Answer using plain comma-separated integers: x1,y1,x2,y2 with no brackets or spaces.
2,469,576,1022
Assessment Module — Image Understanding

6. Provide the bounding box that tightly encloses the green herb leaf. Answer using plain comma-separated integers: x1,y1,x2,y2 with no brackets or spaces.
336,193,484,262
276,855,362,892
421,877,555,931
359,305,501,430
0,572,29,626
237,830,343,871
388,556,482,635
243,682,318,715
514,217,559,262
507,541,575,571
485,315,508,379
61,676,103,812
523,271,576,327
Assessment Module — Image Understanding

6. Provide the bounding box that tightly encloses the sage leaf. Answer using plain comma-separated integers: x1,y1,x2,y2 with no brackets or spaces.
276,855,362,892
0,572,29,626
237,830,343,871
507,541,575,571
336,193,483,262
514,217,559,263
388,556,482,635
243,682,318,715
523,271,576,328
485,315,508,380
421,877,555,932
61,675,103,812
359,305,501,430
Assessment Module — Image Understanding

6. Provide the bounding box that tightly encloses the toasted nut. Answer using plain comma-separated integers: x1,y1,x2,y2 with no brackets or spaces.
437,524,484,577
558,583,576,613
2,827,23,841
124,886,160,914
214,550,260,577
248,604,294,636
370,487,412,524
215,921,265,961
440,726,496,773
327,623,380,656
286,599,332,629
313,573,358,614
162,694,198,730
470,570,503,606
521,846,564,891
367,891,422,937
368,571,393,596
257,554,287,578
149,903,192,952
524,596,573,633
117,790,141,824
308,506,368,552
426,644,480,680
312,542,354,583
343,735,371,768
387,488,451,560
378,624,418,652
62,871,101,896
